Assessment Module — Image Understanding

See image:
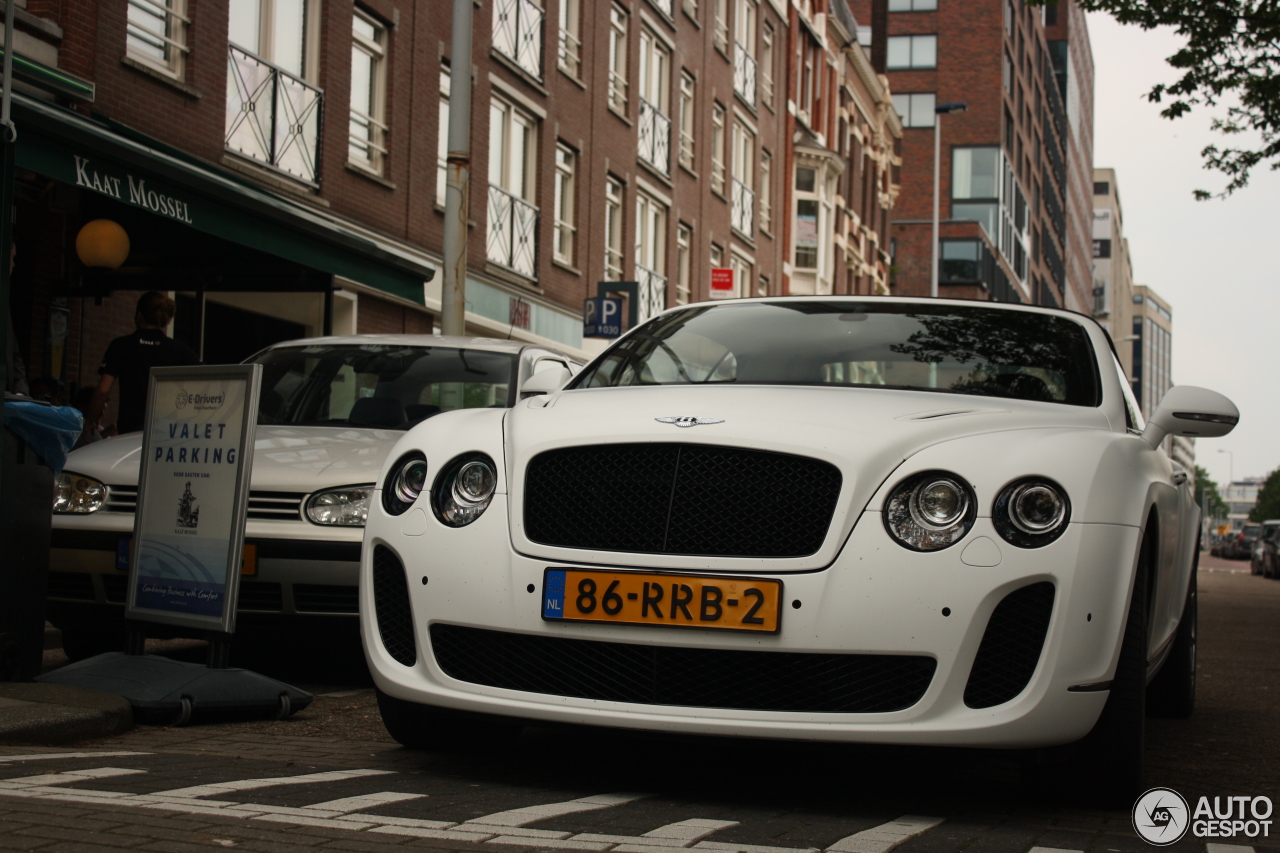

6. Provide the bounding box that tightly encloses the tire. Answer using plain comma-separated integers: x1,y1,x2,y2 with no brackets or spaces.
375,688,522,751
1072,528,1150,806
1147,566,1196,719
58,626,124,662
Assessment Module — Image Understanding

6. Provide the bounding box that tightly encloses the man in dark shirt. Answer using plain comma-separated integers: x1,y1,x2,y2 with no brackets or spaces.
83,291,200,437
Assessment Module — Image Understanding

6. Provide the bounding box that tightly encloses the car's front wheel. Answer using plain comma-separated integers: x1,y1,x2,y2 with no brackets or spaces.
375,688,522,750
1147,567,1196,718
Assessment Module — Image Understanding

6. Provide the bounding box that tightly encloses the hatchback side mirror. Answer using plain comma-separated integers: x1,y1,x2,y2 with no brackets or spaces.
1142,385,1239,449
520,366,573,399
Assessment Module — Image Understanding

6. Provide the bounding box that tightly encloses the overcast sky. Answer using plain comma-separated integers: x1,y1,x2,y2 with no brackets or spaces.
1086,12,1279,490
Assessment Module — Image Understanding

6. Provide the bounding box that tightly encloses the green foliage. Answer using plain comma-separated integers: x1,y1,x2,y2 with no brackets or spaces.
1248,468,1280,522
1195,465,1230,519
1071,0,1280,198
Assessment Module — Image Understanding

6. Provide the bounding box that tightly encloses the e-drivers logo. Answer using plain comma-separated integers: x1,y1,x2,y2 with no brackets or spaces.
1133,788,1190,846
174,388,225,411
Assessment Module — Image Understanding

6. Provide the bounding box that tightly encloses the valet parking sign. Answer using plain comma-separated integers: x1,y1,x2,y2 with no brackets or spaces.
126,364,261,634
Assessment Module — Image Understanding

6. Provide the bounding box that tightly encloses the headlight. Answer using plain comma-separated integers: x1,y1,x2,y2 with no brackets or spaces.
382,452,427,516
305,486,372,525
433,453,497,527
53,473,107,513
994,477,1070,548
883,471,976,551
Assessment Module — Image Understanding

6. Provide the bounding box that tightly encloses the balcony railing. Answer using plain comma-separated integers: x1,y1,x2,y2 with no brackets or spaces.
226,44,323,185
731,178,755,236
636,263,668,322
487,185,539,278
639,98,671,176
734,44,757,107
493,0,544,80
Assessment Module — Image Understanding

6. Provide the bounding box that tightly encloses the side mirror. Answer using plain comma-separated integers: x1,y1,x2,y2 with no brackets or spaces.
520,365,573,399
1142,385,1239,449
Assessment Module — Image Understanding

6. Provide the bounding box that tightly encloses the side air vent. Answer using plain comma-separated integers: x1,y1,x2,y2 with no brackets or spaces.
964,581,1056,708
372,546,417,666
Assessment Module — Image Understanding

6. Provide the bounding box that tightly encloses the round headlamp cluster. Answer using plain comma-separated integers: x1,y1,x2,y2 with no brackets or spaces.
883,471,977,551
993,477,1070,548
433,454,498,527
306,486,372,525
382,452,428,516
53,473,107,514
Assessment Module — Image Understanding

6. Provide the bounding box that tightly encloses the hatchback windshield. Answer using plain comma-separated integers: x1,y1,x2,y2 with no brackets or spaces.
573,301,1100,406
249,344,517,428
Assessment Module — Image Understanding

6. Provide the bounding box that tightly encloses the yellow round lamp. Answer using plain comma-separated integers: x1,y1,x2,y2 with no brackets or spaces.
75,219,131,269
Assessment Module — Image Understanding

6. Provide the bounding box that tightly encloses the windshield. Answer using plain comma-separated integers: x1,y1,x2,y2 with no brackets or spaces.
1242,524,1261,538
248,344,517,428
573,301,1101,406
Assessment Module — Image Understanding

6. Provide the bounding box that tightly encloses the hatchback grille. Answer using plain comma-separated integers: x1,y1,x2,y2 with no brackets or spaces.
524,443,842,557
104,487,303,521
373,546,417,666
431,624,936,713
964,581,1057,709
101,573,128,603
294,583,359,614
104,485,137,513
46,571,95,600
237,581,283,611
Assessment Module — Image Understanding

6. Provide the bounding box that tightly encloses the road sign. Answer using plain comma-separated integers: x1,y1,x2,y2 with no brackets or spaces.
584,296,623,338
710,267,734,299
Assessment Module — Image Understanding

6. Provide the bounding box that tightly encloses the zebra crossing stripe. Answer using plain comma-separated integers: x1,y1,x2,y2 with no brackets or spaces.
1206,846,1255,853
0,767,147,788
826,816,945,853
463,792,651,827
150,768,395,798
0,751,149,763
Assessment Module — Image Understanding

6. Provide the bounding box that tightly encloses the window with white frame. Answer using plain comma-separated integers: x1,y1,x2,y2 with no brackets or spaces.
605,176,625,281
128,0,189,77
733,0,757,106
889,0,937,9
760,22,775,109
487,97,539,277
436,67,450,205
892,92,936,127
759,148,772,232
710,242,724,269
795,167,819,269
638,30,672,174
553,144,577,264
714,0,729,53
635,192,669,320
711,102,726,195
679,71,696,171
729,252,752,298
349,10,388,173
609,5,629,114
493,0,545,79
676,223,692,304
731,120,755,236
886,34,937,69
558,0,582,79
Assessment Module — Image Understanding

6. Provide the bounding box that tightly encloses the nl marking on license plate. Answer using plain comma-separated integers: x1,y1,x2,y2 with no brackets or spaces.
542,568,782,633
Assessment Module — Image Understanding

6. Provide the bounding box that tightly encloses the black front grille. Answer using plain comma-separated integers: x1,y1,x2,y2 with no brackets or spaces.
237,581,283,611
964,582,1057,709
46,571,95,601
431,624,936,713
524,443,842,557
294,583,359,614
373,546,416,666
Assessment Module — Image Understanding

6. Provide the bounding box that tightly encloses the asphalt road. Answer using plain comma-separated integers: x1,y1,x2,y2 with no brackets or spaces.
2,554,1276,853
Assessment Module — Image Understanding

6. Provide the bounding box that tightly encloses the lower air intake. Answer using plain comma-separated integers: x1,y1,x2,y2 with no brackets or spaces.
963,581,1056,709
372,546,416,666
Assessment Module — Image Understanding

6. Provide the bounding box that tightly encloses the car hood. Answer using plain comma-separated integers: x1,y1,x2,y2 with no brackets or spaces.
63,426,404,492
505,384,1115,571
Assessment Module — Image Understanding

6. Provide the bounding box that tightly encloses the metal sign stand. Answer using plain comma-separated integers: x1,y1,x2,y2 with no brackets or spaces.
40,365,312,725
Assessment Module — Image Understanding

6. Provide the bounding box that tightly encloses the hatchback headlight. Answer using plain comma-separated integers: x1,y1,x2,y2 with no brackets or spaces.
433,453,497,527
53,473,107,513
382,452,427,516
305,486,372,525
883,471,976,551
994,477,1070,548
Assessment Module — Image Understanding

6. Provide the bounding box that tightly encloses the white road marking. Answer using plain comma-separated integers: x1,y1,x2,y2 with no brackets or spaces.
303,791,424,813
697,843,821,853
152,768,394,798
826,816,945,853
464,792,650,827
0,767,147,788
0,751,149,763
1027,848,1081,853
1207,845,1255,853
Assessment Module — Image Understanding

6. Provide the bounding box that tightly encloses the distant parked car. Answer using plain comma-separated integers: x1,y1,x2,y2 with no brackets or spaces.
1252,521,1280,578
46,335,583,659
1232,522,1263,562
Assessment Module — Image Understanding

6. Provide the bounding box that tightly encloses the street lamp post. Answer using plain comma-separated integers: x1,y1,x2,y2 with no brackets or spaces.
1218,448,1234,531
931,102,967,299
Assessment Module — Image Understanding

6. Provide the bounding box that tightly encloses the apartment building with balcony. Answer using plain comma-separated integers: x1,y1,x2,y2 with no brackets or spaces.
851,0,1094,310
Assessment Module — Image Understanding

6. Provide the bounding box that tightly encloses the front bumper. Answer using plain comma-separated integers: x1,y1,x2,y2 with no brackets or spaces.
361,495,1140,748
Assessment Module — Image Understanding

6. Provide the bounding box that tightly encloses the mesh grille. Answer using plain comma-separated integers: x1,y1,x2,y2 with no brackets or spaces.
524,443,842,557
373,546,417,666
294,583,360,614
238,581,283,611
431,624,935,713
963,581,1056,709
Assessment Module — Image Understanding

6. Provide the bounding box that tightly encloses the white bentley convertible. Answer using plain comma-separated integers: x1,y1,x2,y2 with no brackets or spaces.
361,298,1237,800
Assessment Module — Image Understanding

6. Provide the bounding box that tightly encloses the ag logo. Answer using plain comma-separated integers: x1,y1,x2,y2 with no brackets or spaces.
175,389,189,409
1133,787,1190,845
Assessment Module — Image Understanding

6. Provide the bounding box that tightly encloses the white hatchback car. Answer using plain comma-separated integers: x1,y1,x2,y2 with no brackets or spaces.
46,335,582,658
361,298,1237,802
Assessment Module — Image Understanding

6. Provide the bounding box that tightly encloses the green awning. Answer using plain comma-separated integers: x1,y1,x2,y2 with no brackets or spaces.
11,94,434,301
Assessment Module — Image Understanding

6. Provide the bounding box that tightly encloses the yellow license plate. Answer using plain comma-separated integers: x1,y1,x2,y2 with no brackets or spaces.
542,569,782,633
